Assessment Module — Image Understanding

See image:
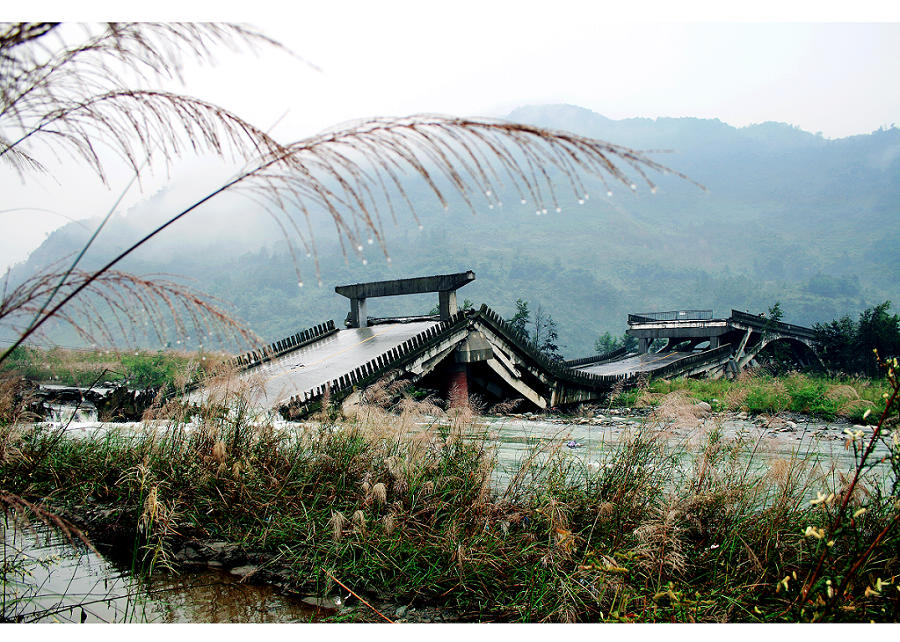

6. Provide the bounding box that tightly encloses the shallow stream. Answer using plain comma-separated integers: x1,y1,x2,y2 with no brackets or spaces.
1,513,328,623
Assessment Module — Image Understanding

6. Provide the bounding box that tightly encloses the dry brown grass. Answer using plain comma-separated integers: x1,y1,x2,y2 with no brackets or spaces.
649,391,710,429
633,498,688,580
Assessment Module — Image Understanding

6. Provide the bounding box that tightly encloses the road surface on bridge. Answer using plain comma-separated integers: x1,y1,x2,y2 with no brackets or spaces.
575,351,693,377
241,321,439,407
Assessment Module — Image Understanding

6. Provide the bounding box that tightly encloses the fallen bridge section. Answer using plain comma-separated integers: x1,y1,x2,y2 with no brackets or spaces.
625,308,822,375
220,305,743,418
210,302,821,419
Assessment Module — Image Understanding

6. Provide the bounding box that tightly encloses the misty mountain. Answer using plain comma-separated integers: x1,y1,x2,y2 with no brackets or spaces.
8,104,899,357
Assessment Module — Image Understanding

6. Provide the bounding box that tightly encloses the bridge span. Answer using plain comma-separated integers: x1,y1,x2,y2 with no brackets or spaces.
220,272,821,418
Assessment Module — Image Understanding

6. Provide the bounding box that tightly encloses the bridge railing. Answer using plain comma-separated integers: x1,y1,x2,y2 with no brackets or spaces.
628,310,714,324
233,320,338,370
729,310,817,340
565,346,629,368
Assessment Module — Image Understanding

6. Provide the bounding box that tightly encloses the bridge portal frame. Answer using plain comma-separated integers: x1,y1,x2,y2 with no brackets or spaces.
335,270,476,328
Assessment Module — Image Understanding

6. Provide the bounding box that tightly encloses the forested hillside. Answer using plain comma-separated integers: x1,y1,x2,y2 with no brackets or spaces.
9,105,899,357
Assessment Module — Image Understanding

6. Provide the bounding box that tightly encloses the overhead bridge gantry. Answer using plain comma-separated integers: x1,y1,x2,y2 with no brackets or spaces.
335,270,475,328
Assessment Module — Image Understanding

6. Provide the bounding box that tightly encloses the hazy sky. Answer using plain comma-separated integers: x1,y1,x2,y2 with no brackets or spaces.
2,2,899,270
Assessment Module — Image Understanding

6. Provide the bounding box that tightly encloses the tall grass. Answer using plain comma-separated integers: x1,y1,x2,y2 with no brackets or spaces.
1,368,898,622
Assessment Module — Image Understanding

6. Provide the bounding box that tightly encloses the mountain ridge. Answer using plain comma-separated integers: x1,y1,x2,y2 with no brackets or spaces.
7,105,898,357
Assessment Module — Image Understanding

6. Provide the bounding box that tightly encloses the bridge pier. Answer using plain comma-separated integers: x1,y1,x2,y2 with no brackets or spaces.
638,337,650,354
448,363,469,408
439,289,458,319
349,297,368,328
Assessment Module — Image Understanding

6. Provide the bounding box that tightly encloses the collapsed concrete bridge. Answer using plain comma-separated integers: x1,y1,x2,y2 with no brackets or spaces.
226,271,822,417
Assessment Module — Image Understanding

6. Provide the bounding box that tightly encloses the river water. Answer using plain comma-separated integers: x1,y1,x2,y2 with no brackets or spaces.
1,512,329,623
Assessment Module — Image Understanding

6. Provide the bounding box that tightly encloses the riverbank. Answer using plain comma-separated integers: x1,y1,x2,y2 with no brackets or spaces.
605,371,887,424
3,379,898,622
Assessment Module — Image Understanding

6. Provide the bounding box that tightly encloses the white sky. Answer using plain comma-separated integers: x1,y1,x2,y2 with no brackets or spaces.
2,1,899,270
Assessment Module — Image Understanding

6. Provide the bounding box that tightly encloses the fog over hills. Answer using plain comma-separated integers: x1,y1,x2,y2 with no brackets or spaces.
10,105,899,357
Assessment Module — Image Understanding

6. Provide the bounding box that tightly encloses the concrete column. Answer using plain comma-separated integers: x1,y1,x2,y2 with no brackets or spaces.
350,297,368,328
448,363,468,408
709,336,719,349
438,290,458,320
638,337,650,354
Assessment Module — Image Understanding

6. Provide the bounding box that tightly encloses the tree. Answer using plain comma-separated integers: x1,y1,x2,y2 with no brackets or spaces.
1,22,687,365
856,301,900,376
814,301,900,376
594,331,637,355
531,304,562,362
505,299,562,361
506,299,530,336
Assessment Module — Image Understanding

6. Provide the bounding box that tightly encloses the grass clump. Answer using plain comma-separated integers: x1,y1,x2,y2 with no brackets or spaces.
2,368,899,622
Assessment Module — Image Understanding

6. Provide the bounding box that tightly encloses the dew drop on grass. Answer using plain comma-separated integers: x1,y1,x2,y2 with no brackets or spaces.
367,238,373,245
386,256,392,263
556,207,562,213
357,244,363,252
298,281,304,288
485,189,492,196
606,190,613,197
418,224,424,230
541,208,548,214
630,183,637,190
362,259,368,265
521,198,527,205
584,193,589,200
488,204,494,210
578,199,584,205
651,186,658,194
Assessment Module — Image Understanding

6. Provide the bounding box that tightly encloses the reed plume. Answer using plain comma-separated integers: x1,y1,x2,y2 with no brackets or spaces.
2,21,695,366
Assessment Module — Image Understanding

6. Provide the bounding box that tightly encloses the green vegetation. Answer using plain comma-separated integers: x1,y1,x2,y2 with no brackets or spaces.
2,364,898,622
505,299,562,361
815,301,900,377
610,372,889,423
0,346,222,389
594,331,637,355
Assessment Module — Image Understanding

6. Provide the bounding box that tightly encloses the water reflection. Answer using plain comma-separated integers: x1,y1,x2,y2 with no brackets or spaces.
1,513,322,623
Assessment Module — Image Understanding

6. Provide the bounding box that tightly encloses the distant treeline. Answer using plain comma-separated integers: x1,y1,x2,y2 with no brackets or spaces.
814,301,900,376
